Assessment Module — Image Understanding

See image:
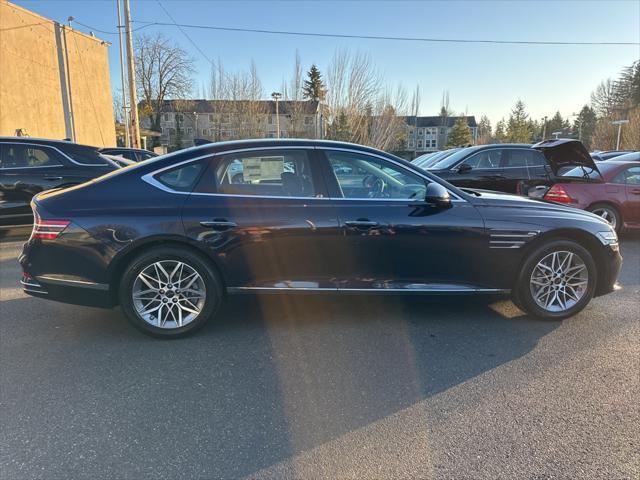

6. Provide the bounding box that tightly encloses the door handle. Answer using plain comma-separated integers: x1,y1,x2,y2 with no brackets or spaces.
344,219,379,228
199,220,237,230
44,176,63,181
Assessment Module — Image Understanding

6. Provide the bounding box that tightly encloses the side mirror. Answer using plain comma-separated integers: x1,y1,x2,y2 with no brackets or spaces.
457,163,472,174
424,182,452,208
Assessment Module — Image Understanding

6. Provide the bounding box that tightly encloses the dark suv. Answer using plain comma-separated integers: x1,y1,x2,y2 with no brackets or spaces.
0,137,117,230
100,147,158,162
424,141,598,194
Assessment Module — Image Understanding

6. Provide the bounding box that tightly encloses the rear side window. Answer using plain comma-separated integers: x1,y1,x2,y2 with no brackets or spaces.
64,145,110,165
156,162,205,192
462,150,503,169
213,150,317,198
612,166,640,185
0,144,63,168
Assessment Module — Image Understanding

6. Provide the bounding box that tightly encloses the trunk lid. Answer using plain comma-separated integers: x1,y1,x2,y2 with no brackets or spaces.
532,139,600,176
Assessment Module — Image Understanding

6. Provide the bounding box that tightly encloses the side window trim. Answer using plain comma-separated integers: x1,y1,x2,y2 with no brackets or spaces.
0,143,65,170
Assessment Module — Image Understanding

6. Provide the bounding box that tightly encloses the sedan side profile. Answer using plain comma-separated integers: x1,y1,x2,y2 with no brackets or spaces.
20,140,622,337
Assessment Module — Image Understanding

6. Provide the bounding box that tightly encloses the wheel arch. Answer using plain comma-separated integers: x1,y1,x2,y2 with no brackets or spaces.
107,236,227,303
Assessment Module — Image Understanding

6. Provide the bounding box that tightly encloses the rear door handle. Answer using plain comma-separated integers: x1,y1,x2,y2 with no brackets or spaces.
199,220,237,230
44,176,63,181
344,219,379,228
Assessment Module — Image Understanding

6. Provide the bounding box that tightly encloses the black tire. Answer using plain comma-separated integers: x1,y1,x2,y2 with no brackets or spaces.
587,203,621,233
513,240,597,320
119,246,223,338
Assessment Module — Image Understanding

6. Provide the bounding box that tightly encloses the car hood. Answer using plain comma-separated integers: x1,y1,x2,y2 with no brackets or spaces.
532,139,599,175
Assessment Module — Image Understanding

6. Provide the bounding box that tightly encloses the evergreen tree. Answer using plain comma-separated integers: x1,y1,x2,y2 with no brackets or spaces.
477,115,492,144
506,100,532,143
494,119,507,143
574,105,597,149
327,111,350,142
546,111,569,137
446,117,472,147
302,64,326,101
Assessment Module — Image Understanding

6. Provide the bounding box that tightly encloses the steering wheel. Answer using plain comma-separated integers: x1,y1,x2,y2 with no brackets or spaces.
362,174,386,198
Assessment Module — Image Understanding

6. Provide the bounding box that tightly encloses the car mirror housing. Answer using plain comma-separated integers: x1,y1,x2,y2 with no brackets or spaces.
457,163,472,174
424,182,452,208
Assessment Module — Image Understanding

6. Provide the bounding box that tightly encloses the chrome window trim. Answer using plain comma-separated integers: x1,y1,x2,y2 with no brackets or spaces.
0,141,110,168
142,145,467,203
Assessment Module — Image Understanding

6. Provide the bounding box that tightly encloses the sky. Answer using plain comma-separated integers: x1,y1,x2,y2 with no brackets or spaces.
16,0,640,125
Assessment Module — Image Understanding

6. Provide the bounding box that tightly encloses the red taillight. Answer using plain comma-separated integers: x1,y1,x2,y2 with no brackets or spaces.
32,219,71,240
544,184,572,204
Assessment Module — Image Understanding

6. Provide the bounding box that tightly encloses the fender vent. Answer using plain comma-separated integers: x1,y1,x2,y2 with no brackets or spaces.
489,230,539,249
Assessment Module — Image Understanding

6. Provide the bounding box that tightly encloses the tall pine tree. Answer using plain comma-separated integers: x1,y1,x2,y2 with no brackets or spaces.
446,117,472,147
506,100,532,143
302,64,326,101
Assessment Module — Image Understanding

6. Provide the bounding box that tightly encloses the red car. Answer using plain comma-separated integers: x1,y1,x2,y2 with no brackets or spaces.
543,153,640,232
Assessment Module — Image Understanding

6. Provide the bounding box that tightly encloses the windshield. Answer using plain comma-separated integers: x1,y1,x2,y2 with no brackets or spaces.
562,163,611,180
428,147,476,170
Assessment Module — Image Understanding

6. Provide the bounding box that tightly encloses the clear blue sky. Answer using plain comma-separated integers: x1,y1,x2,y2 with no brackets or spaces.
17,0,640,125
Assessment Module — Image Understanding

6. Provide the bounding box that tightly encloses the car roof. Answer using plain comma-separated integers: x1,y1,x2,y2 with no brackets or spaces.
0,136,98,150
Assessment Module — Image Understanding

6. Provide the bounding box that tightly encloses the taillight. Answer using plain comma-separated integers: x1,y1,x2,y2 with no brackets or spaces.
544,184,572,204
32,219,71,240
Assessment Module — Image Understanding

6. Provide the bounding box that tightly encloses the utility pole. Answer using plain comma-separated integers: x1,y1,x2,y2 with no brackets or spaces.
123,0,140,148
541,116,547,140
272,92,282,138
611,120,629,150
116,0,130,147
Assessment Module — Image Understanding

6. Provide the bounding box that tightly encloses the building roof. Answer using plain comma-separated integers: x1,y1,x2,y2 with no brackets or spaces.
402,116,477,128
152,99,320,115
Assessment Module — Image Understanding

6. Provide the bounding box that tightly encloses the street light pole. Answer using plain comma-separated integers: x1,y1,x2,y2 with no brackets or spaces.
542,116,548,140
271,92,282,138
123,0,141,149
116,0,130,147
610,120,629,150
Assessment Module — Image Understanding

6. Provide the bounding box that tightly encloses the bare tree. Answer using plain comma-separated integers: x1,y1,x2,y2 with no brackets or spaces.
135,33,195,131
590,79,618,118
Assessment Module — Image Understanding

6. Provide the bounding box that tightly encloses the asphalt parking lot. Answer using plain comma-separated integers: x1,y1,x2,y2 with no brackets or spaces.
1,236,638,479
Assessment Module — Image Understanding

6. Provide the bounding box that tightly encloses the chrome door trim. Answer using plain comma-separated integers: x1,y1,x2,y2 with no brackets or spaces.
228,286,509,294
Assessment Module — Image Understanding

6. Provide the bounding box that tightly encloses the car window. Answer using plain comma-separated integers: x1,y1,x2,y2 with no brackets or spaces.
613,166,640,185
461,150,503,169
326,151,426,200
214,150,316,198
0,144,63,168
503,149,537,168
64,145,110,165
156,162,205,192
526,151,547,167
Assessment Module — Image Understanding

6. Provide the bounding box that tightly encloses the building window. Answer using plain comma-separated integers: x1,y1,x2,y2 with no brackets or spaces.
163,113,169,121
187,128,193,135
429,139,437,148
304,116,313,126
202,128,209,136
418,128,424,136
409,129,414,136
220,114,230,123
208,114,214,122
408,139,415,148
440,127,446,134
417,140,423,149
175,113,183,122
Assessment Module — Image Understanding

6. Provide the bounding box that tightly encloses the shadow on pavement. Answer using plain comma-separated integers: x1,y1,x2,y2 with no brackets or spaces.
1,292,559,478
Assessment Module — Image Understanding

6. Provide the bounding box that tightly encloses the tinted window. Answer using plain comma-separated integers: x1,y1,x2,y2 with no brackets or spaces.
428,147,476,170
64,145,110,165
612,166,640,185
461,149,503,169
214,150,316,198
526,151,547,167
327,151,426,200
0,144,63,168
156,162,205,192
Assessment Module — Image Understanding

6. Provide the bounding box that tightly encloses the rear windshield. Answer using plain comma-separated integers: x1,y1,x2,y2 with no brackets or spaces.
64,145,111,165
562,162,615,179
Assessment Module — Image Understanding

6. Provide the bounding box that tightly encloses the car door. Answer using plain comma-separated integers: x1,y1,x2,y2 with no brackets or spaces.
181,147,343,291
318,148,490,291
621,166,640,226
0,143,72,227
452,148,507,192
499,148,537,194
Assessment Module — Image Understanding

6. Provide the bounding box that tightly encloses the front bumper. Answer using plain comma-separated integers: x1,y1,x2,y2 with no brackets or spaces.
594,244,623,297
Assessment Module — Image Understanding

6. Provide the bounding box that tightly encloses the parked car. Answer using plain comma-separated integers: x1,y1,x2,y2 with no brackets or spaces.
541,157,640,232
19,139,621,337
1,137,118,229
99,147,158,162
413,148,462,169
591,150,636,161
424,140,599,195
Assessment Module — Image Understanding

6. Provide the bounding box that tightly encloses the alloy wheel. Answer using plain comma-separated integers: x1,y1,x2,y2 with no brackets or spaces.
529,250,588,313
132,260,207,329
591,207,617,230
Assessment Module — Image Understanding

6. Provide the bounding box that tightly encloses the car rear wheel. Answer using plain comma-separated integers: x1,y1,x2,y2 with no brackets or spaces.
588,203,621,233
119,247,222,338
513,240,596,320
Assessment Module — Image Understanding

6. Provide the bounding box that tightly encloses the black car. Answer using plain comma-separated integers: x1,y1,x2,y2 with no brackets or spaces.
99,147,158,162
20,139,621,337
0,137,118,229
424,141,599,194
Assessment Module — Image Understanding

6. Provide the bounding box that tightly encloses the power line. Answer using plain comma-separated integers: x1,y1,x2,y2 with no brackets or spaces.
70,20,640,46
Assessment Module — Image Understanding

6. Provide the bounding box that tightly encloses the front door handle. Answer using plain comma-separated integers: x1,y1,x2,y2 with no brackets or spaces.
199,219,238,230
344,219,379,229
44,176,63,181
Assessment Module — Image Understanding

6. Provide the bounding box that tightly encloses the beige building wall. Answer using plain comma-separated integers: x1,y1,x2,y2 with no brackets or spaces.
0,1,115,147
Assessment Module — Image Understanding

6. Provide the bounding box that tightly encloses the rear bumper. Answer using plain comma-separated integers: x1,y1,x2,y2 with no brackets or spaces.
594,244,623,297
20,273,114,308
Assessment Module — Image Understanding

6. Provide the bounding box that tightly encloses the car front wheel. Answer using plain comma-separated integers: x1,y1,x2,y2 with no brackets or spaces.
514,240,596,320
119,247,222,337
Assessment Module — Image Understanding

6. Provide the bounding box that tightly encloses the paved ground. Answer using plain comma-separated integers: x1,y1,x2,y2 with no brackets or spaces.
1,236,638,480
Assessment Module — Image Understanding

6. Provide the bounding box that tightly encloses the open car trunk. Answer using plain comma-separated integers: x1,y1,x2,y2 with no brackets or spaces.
532,139,600,177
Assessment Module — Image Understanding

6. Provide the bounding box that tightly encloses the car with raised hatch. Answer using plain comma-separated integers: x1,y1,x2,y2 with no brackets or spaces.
19,139,622,337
